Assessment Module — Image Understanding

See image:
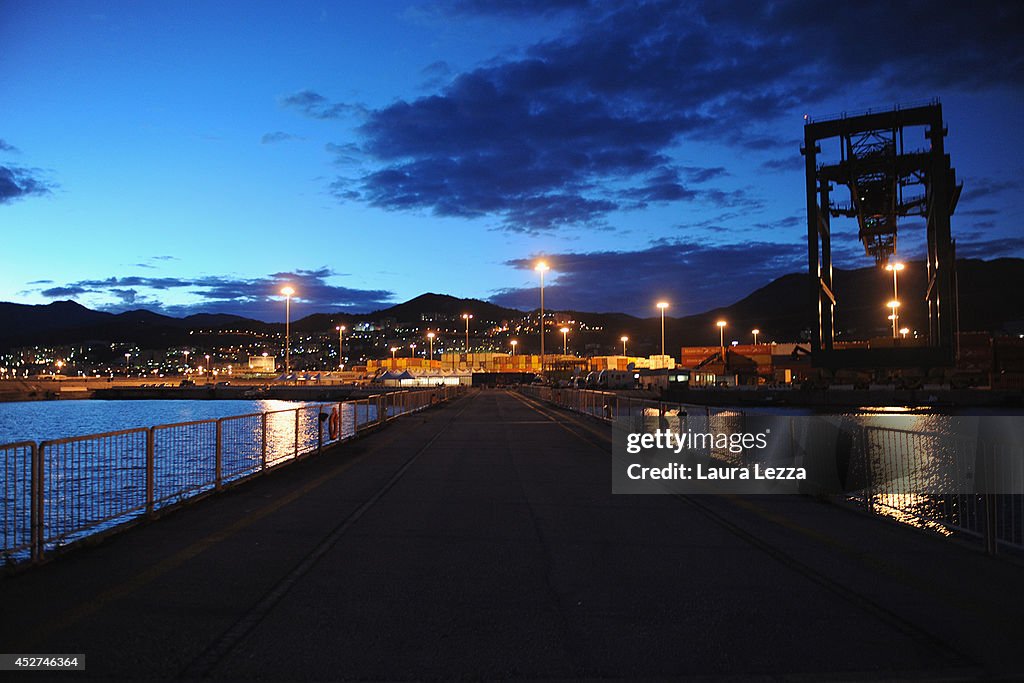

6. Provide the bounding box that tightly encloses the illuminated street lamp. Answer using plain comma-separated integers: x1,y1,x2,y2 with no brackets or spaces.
887,300,900,338
281,286,295,374
885,262,905,337
535,261,549,370
55,359,64,375
752,328,760,345
620,335,628,355
427,332,435,361
510,339,518,356
390,346,398,369
560,326,570,355
716,320,727,350
409,342,417,358
899,327,910,339
335,325,346,370
124,352,131,375
183,349,190,370
656,302,669,356
462,313,473,353
204,354,211,382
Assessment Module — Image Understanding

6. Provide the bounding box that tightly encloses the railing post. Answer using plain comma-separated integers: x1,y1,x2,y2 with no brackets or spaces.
146,428,155,517
31,442,42,563
294,409,299,458
317,406,323,455
215,419,223,491
261,412,268,470
983,494,998,555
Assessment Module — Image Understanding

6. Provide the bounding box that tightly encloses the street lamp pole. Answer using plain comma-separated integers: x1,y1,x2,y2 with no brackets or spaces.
462,313,473,353
336,325,346,370
621,335,628,355
885,262,905,338
535,262,549,373
410,343,416,358
427,332,435,362
656,302,669,357
752,328,760,346
560,327,569,355
510,339,517,356
281,286,294,374
717,320,727,351
887,301,900,338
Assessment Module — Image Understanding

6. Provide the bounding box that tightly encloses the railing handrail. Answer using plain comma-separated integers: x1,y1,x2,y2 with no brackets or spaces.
2,386,463,566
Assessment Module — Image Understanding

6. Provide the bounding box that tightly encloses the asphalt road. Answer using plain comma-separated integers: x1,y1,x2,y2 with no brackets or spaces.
2,389,1023,680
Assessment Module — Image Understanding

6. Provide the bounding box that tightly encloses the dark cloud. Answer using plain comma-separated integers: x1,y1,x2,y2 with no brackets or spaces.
281,90,367,120
298,1,1020,233
490,239,805,316
35,268,395,321
953,236,1024,259
0,139,18,153
0,165,52,203
261,131,303,144
41,285,92,298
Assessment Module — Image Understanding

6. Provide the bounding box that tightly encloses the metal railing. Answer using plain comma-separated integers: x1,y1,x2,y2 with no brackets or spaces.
1,387,463,566
848,426,1024,553
523,387,1024,553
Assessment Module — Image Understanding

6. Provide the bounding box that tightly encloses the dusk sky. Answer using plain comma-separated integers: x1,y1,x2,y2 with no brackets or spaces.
2,0,1021,321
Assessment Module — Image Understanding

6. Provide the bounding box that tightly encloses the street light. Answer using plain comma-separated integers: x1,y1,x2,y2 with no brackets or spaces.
716,320,727,350
427,332,435,361
204,354,211,382
887,300,900,338
510,339,517,356
899,327,910,339
656,302,669,356
535,261,549,371
560,326,570,355
620,335,628,355
390,346,398,369
885,262,905,337
183,349,189,370
462,313,473,353
281,286,295,374
124,352,131,375
752,328,760,345
335,325,346,370
409,343,417,358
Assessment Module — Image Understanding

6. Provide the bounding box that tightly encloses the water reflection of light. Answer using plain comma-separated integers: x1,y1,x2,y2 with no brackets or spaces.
864,493,954,537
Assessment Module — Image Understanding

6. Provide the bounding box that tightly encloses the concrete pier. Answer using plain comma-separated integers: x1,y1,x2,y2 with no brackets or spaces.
2,389,1023,679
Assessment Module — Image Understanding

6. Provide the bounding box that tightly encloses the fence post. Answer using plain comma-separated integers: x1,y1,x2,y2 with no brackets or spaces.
983,494,998,555
862,427,874,513
146,428,155,517
261,412,268,470
294,409,299,458
317,407,323,455
31,443,42,563
215,419,223,490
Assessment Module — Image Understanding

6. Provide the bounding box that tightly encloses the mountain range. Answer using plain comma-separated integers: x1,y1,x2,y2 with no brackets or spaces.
2,258,1021,353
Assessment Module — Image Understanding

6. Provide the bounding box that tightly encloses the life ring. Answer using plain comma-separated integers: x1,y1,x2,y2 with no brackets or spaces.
329,405,341,440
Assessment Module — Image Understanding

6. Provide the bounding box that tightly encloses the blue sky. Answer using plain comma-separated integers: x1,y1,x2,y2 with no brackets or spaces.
2,0,1021,320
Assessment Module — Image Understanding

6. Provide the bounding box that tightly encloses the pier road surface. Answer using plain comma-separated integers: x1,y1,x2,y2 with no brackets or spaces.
2,390,1024,679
